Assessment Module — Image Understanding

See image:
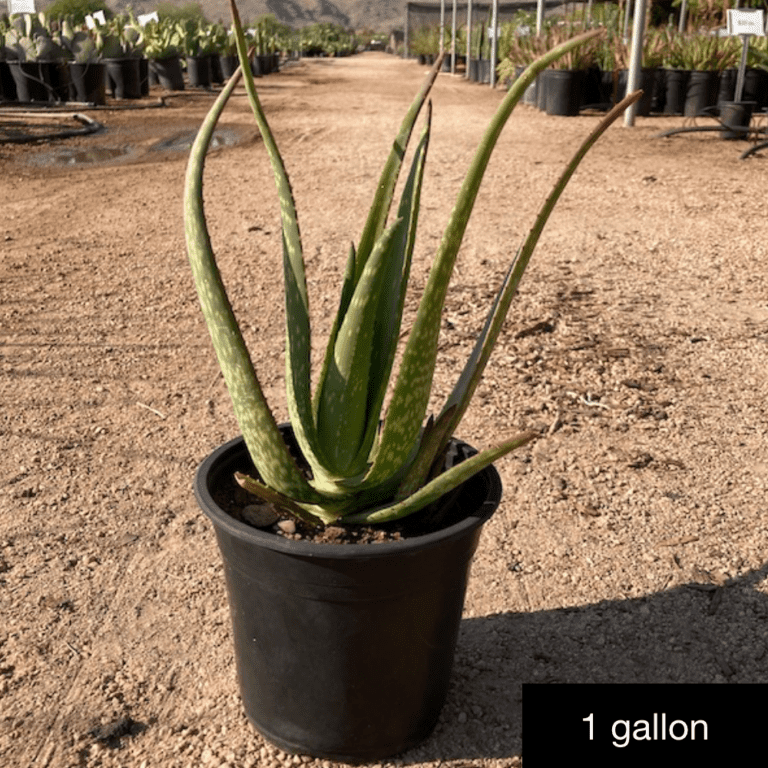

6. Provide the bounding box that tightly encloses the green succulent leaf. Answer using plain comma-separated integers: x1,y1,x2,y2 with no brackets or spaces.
352,52,444,285
229,0,327,481
312,55,443,449
345,431,538,524
438,90,644,443
315,217,404,475
183,64,321,504
314,104,434,477
234,472,338,525
394,405,457,502
364,28,605,490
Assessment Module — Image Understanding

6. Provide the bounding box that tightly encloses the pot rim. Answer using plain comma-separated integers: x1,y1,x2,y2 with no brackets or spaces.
194,434,502,560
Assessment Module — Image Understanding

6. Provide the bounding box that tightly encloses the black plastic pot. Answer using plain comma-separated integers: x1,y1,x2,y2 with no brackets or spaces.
515,65,537,105
536,69,549,110
219,54,238,80
684,70,719,117
614,68,656,115
9,60,68,102
104,57,142,99
149,56,185,90
139,57,149,96
719,100,756,140
742,68,768,111
717,68,737,108
68,62,106,104
0,60,16,101
194,430,502,761
8,61,45,102
663,68,689,115
186,54,211,87
251,54,275,76
208,54,223,84
579,67,601,109
546,69,584,116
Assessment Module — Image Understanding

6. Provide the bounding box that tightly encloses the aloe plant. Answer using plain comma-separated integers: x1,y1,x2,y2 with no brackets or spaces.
185,0,639,527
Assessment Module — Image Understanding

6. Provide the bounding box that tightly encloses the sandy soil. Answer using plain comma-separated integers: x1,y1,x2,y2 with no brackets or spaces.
1,52,768,768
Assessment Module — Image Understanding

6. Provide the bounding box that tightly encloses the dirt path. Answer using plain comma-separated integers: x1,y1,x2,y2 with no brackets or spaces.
1,52,767,768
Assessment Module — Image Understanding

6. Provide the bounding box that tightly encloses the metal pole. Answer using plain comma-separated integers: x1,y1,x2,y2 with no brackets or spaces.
734,33,749,102
490,0,498,87
622,0,633,43
440,0,446,54
451,0,458,73
404,2,410,58
466,0,473,78
536,0,544,35
624,0,647,126
678,0,687,33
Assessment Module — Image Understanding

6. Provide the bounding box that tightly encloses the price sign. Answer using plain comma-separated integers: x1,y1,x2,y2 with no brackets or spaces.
8,0,36,13
727,9,765,37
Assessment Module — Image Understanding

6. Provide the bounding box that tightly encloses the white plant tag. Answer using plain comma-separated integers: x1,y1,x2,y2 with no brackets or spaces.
138,12,159,26
8,0,36,13
727,9,765,37
85,10,106,29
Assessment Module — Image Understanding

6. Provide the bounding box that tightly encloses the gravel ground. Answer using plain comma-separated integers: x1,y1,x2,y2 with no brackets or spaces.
1,51,767,768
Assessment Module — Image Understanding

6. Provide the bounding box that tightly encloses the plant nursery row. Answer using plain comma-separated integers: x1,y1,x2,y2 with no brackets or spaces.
411,3,768,118
0,10,359,104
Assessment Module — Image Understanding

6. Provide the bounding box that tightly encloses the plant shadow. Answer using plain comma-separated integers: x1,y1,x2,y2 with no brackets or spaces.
406,562,768,763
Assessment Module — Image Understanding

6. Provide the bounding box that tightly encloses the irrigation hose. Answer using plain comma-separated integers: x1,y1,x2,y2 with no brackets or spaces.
0,113,104,144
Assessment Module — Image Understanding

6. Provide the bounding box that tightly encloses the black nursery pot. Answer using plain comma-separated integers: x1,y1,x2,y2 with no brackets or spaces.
546,69,584,116
186,54,211,87
68,62,106,104
149,56,185,90
719,100,756,140
194,431,502,761
104,57,142,99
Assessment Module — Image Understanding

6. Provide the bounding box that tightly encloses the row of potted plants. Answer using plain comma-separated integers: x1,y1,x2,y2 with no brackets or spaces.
409,8,767,117
496,25,768,117
0,11,287,103
297,22,358,57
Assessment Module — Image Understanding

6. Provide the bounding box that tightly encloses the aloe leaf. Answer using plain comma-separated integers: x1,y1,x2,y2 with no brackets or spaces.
352,52,445,287
235,472,339,525
311,241,356,425
365,29,605,488
184,66,320,503
438,90,644,441
229,0,324,476
344,431,538,525
394,404,457,502
354,104,433,470
312,56,443,447
315,219,403,474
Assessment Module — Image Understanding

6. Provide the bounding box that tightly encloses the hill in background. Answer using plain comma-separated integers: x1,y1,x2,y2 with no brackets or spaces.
109,0,408,31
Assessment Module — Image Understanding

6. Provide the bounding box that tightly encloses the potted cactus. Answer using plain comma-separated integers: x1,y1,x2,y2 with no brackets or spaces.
185,0,638,761
59,17,105,104
95,15,144,99
178,18,217,87
4,12,69,102
143,17,185,91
